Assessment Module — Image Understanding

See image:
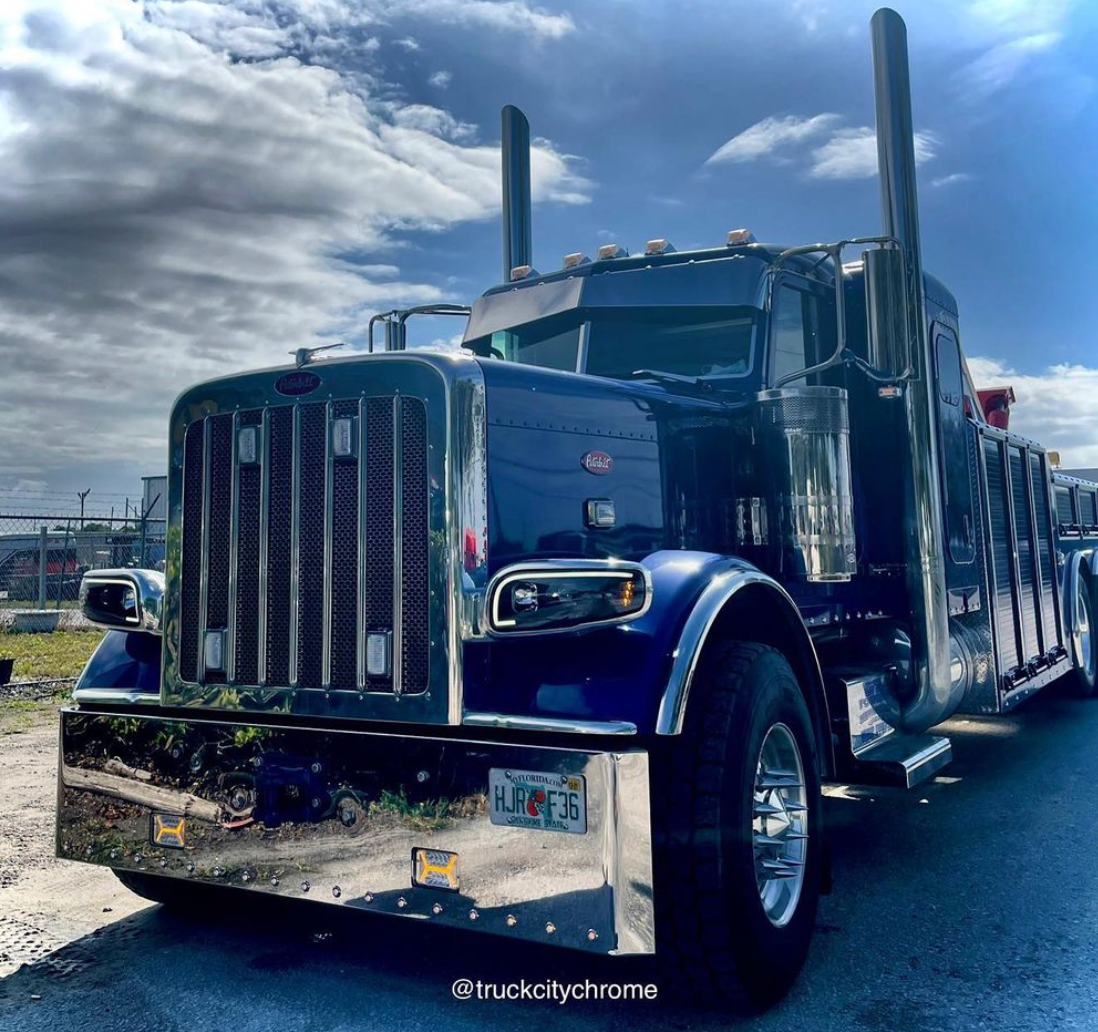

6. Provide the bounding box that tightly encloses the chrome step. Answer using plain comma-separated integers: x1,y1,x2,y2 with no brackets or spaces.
851,733,952,789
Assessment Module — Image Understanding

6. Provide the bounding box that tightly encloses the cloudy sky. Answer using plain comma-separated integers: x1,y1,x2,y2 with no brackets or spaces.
1,0,1096,499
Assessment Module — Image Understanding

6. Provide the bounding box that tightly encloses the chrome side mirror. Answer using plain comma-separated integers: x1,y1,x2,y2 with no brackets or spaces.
80,569,165,634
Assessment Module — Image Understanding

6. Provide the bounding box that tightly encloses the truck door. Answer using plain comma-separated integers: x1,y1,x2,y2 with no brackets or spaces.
934,326,975,565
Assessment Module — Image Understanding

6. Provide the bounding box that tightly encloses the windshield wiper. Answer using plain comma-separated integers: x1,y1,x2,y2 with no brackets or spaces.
624,369,714,392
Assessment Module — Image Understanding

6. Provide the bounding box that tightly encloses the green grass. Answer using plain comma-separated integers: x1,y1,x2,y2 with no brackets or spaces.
0,628,104,682
0,698,60,735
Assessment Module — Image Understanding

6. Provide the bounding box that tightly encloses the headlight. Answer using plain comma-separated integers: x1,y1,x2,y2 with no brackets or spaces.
79,569,165,634
487,562,649,635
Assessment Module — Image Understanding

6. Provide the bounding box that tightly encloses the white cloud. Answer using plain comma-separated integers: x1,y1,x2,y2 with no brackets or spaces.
708,114,940,181
931,172,973,188
968,357,1098,466
393,36,420,50
809,126,938,180
428,69,452,88
0,0,588,487
959,30,1061,94
388,0,573,39
705,113,839,166
959,0,1082,94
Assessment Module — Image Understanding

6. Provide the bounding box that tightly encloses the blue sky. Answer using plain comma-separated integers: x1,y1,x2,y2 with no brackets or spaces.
0,0,1096,503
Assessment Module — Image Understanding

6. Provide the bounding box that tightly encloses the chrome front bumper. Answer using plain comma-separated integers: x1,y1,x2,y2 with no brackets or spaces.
56,710,654,955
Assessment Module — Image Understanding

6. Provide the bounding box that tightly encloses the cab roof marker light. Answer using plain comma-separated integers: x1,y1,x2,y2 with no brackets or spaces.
562,252,591,269
726,228,757,246
644,239,675,255
596,243,628,261
509,264,537,281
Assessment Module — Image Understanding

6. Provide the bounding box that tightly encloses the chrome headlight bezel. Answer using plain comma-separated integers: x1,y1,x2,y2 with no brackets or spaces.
485,559,651,637
79,568,165,634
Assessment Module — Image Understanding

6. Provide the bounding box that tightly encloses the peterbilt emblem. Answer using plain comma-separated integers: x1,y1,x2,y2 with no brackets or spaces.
274,370,322,397
580,450,614,475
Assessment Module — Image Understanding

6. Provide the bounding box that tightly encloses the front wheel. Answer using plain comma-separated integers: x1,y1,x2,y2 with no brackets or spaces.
652,641,823,1010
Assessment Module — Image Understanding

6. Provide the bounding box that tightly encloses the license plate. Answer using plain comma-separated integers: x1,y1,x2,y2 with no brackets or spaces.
489,769,587,834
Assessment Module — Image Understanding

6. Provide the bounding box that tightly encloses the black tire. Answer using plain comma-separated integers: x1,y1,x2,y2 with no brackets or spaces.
114,869,232,911
652,641,823,1011
1070,573,1098,697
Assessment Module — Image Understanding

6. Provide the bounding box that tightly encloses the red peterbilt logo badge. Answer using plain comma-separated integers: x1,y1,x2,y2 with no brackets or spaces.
580,450,613,475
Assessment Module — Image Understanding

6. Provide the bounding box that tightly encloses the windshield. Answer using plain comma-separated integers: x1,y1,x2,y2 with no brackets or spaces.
469,305,757,380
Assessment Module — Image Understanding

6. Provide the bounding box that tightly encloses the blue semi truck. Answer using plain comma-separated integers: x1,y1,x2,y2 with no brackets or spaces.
57,8,1098,1008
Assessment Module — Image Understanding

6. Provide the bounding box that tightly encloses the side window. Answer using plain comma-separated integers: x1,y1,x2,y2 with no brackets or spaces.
935,328,976,565
771,285,822,386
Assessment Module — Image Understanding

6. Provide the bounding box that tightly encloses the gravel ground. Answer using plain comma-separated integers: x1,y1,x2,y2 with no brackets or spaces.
2,684,1098,1032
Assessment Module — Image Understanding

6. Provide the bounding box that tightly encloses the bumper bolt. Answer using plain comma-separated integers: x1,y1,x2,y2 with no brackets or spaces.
506,915,518,928
270,876,279,887
365,892,374,904
213,867,223,878
301,880,310,893
545,923,556,935
432,903,443,915
416,770,430,783
332,886,342,899
468,909,479,921
186,863,196,874
587,929,599,942
397,897,407,909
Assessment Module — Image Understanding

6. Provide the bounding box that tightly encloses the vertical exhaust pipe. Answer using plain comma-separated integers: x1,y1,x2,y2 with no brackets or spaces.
501,104,532,282
871,8,958,730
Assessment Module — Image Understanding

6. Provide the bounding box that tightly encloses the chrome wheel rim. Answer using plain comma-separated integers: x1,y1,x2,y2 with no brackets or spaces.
753,722,808,928
1078,580,1095,679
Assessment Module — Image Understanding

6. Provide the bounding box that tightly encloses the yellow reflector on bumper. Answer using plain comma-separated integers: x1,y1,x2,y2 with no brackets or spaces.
151,813,186,849
412,848,460,891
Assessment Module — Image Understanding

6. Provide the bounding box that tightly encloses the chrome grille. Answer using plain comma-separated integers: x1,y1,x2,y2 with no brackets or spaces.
180,396,432,696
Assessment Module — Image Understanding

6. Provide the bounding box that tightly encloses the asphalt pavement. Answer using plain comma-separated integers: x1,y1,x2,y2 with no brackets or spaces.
2,681,1098,1032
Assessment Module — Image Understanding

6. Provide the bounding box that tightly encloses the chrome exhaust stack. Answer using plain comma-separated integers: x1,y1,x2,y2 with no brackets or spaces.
871,8,959,731
501,104,532,282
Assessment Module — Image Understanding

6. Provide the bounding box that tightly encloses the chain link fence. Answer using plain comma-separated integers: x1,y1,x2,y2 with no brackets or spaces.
0,493,165,692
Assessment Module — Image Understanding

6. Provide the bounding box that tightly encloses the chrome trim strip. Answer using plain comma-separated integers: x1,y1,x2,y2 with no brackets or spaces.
391,394,404,695
226,411,241,683
72,689,161,707
462,712,638,735
448,360,489,722
321,400,335,691
356,396,368,691
196,416,212,682
574,319,591,374
655,566,825,736
257,407,270,686
289,404,301,688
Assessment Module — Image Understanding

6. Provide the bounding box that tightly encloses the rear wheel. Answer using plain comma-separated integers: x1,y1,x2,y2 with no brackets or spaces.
652,641,823,1010
1070,572,1098,696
